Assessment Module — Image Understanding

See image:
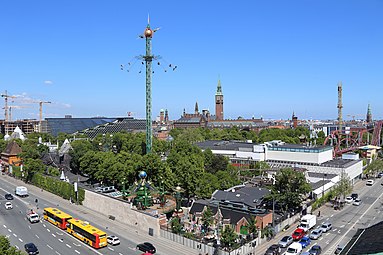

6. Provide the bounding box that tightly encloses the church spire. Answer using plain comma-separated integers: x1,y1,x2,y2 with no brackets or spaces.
216,79,223,96
195,101,199,114
367,104,372,123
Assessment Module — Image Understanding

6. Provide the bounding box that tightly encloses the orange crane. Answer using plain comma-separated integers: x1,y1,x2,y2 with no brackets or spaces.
1,90,17,122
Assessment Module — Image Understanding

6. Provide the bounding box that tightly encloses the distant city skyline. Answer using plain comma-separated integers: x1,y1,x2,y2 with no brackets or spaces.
1,1,382,121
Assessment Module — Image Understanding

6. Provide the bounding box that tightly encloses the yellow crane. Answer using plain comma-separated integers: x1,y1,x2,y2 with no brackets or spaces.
7,105,30,121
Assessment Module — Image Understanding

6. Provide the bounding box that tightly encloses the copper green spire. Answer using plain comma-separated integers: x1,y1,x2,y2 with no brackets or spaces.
216,79,223,96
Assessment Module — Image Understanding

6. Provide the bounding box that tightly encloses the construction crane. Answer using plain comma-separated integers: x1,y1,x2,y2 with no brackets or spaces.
1,90,17,122
7,105,30,121
347,114,364,123
31,100,51,133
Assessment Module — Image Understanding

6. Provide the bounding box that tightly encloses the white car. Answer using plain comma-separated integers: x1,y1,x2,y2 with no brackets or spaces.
5,202,13,210
366,180,374,186
319,222,332,233
107,235,120,245
345,197,354,203
309,228,323,240
353,198,362,206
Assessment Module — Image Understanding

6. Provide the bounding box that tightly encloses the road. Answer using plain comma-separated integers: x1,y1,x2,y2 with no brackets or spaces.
0,174,197,255
257,177,383,255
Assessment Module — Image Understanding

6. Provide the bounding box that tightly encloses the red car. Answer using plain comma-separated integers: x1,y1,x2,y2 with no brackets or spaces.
292,228,305,240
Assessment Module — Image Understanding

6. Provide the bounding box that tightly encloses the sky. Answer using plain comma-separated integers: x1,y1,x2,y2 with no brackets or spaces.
1,1,382,121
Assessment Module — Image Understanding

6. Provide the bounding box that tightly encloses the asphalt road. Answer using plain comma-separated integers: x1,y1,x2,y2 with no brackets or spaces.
257,177,383,255
0,175,197,255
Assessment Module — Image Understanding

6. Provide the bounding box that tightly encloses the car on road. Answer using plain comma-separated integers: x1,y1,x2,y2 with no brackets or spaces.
265,244,281,255
351,193,358,200
299,236,311,248
136,242,156,254
292,228,305,240
309,228,323,240
353,198,362,206
5,202,13,210
24,243,39,254
5,193,13,200
345,196,353,203
285,242,303,255
319,222,332,233
367,179,374,186
378,172,383,178
278,235,293,248
107,235,120,245
308,245,322,255
334,245,344,254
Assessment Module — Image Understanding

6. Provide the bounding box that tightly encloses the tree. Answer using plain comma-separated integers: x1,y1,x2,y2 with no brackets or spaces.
0,235,23,254
170,217,183,234
69,139,94,173
247,216,258,237
220,225,237,249
364,159,383,177
333,174,352,200
272,168,312,210
201,206,214,232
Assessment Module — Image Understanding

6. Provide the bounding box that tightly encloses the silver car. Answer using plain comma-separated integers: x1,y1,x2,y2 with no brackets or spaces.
309,228,323,240
319,222,332,233
278,235,293,248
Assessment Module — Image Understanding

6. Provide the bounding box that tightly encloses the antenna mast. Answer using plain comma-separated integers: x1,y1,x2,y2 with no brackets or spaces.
337,81,343,133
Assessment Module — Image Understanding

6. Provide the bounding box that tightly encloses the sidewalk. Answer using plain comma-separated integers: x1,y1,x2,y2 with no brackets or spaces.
1,174,198,255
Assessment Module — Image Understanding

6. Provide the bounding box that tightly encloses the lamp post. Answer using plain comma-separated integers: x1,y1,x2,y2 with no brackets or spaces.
122,177,127,199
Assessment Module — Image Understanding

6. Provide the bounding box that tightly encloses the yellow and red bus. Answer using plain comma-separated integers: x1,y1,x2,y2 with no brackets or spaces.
66,218,107,249
43,207,73,230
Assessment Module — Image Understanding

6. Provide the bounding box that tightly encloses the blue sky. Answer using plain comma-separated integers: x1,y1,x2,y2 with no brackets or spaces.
1,1,382,121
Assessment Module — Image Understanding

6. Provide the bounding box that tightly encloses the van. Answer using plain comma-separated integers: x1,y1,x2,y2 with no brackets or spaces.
285,242,302,255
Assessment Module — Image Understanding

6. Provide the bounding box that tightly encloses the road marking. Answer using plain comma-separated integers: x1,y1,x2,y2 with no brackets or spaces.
55,251,61,255
73,243,81,247
19,238,23,242
338,230,341,234
59,239,63,242
330,214,334,217
108,247,114,251
43,224,46,227
47,229,51,232
3,225,6,228
47,244,53,249
66,244,72,248
75,250,80,254
35,234,39,239
8,229,12,232
15,245,19,250
52,233,56,237
13,233,17,237
373,216,376,220
56,232,63,236
119,253,123,255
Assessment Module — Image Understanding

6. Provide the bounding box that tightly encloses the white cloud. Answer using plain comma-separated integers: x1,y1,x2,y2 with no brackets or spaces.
62,103,71,108
44,80,53,85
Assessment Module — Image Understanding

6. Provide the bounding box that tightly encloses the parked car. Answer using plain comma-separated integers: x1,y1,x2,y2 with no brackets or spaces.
292,228,305,241
378,172,383,178
351,193,358,200
5,194,13,200
319,222,332,233
24,243,39,254
5,202,13,210
308,245,322,255
107,235,120,245
309,228,323,240
345,196,353,203
285,242,303,255
136,242,156,254
299,236,311,248
278,235,294,248
265,244,281,255
353,198,362,206
334,245,344,254
366,180,374,186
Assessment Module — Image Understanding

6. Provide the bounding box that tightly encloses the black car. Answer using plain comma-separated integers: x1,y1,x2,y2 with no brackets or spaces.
24,243,39,254
264,244,281,255
308,245,322,255
351,193,358,200
5,194,13,200
136,242,156,254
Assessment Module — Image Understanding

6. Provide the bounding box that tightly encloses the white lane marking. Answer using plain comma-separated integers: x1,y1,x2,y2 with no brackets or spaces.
8,229,12,232
73,243,81,247
15,245,19,250
55,251,61,255
43,224,46,227
66,244,72,248
47,229,51,232
52,233,56,237
13,233,17,237
35,234,40,239
58,239,63,243
19,238,23,242
108,246,114,251
330,214,334,217
3,225,7,228
75,250,80,254
119,253,124,255
47,244,53,249
56,232,63,236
